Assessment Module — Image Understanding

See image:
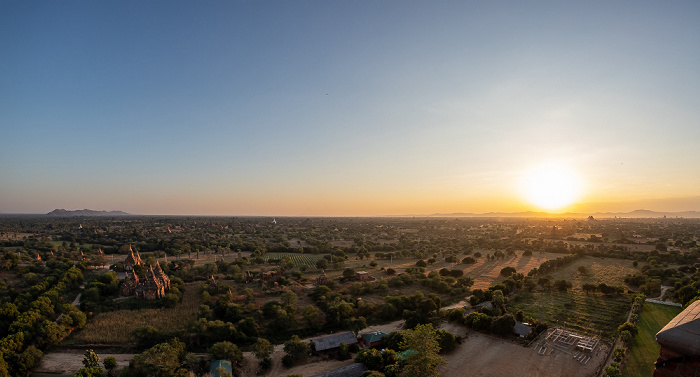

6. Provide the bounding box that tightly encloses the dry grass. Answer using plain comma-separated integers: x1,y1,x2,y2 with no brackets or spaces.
547,256,638,288
69,282,201,345
344,252,563,289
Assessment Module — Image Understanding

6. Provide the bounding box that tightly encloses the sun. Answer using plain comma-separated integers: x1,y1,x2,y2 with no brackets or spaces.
521,163,583,211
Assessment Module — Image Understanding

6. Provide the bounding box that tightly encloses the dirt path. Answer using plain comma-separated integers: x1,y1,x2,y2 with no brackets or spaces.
34,350,134,375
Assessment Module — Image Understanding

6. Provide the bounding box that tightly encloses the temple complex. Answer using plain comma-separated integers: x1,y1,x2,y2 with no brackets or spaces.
124,245,144,271
120,246,170,300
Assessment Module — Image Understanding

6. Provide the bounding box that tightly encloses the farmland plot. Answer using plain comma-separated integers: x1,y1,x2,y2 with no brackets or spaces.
262,252,324,268
622,302,682,377
509,290,630,339
68,282,201,345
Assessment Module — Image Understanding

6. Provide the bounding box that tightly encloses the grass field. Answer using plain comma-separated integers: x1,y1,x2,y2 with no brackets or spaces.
68,281,201,345
509,290,631,339
621,302,682,377
547,256,638,289
261,252,324,268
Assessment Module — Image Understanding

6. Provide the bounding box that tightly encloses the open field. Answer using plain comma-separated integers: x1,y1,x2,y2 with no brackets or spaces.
547,256,638,288
439,322,604,377
34,351,134,376
262,252,324,268
0,232,33,240
509,290,631,339
622,302,682,377
68,282,201,345
344,251,568,289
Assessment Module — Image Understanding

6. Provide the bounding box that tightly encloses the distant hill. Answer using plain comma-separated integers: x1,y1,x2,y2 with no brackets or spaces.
422,209,700,218
46,209,131,216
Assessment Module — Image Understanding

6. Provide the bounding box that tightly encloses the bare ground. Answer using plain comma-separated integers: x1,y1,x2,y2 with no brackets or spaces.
439,323,604,377
34,350,134,374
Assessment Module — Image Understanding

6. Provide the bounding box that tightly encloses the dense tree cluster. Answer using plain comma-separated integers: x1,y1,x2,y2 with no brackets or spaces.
0,263,85,375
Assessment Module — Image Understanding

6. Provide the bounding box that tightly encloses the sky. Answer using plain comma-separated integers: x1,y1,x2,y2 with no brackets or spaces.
1,1,700,216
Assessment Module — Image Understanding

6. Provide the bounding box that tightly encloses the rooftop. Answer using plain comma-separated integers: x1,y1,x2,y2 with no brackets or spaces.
311,331,358,351
656,300,700,355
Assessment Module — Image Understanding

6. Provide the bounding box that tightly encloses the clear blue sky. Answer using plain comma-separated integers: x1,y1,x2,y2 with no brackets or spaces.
2,1,700,215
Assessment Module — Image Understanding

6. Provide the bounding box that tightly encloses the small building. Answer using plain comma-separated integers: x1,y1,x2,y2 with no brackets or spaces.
475,301,495,312
360,330,388,348
310,363,368,377
311,331,358,352
654,301,700,377
513,322,532,338
210,359,232,377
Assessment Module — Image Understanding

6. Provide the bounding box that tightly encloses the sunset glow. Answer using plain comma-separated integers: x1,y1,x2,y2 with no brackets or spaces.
1,2,700,216
521,163,583,211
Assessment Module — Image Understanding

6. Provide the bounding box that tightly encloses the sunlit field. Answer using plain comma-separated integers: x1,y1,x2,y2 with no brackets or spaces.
622,302,682,377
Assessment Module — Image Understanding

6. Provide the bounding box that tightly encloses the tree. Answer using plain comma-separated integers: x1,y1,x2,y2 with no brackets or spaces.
0,352,7,377
619,330,632,343
349,316,367,336
337,342,351,360
490,314,515,337
577,266,588,275
554,280,572,292
361,371,386,377
253,338,274,360
17,346,43,377
83,349,100,369
283,335,309,365
73,349,105,377
281,290,298,309
399,323,446,377
103,356,117,376
302,305,321,328
612,347,625,363
435,329,457,352
136,338,186,377
582,283,597,294
604,362,621,377
500,266,516,277
343,268,356,279
355,348,383,370
491,290,505,309
618,322,638,337
209,341,243,364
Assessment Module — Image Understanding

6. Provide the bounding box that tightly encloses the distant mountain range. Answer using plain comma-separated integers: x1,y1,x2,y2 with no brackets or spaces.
422,209,700,218
46,209,131,216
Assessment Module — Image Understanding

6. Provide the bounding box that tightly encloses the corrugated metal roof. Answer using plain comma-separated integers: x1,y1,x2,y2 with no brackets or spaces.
475,301,494,310
310,362,368,377
361,330,387,344
514,322,532,337
311,331,358,351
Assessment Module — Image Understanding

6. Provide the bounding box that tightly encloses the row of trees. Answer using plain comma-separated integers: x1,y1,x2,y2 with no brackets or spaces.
0,261,86,376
